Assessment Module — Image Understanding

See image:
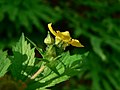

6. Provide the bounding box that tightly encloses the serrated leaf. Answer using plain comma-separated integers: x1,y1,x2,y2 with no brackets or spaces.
13,33,35,66
9,52,27,79
46,61,60,76
0,50,11,77
40,75,69,89
57,51,84,68
29,51,87,89
10,33,35,80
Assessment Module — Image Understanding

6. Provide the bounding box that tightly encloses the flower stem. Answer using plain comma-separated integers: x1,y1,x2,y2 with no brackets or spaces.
30,65,45,79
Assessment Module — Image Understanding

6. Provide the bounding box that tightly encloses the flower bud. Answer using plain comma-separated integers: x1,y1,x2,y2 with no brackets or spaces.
44,31,54,45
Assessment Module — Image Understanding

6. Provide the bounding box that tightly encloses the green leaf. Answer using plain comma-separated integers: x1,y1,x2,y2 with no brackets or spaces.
91,36,106,60
102,79,112,90
10,33,35,80
26,37,45,57
28,51,87,89
0,50,11,77
18,11,31,32
8,5,18,21
46,60,60,76
105,72,120,89
57,51,84,68
26,11,41,29
9,52,27,79
91,72,101,90
13,33,35,66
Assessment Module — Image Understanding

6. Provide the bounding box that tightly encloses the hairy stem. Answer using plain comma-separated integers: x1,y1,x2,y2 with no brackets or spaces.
31,66,45,79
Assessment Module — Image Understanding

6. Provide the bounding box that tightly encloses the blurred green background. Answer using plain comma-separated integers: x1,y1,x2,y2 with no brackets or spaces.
0,0,120,90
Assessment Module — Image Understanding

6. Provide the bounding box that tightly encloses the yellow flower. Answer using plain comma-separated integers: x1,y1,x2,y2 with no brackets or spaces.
48,23,84,47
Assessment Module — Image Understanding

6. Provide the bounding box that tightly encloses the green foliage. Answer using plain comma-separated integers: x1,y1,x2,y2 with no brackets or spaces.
0,34,86,90
0,0,120,90
0,0,61,31
0,0,61,48
27,51,87,90
52,0,120,90
0,50,11,77
9,33,35,80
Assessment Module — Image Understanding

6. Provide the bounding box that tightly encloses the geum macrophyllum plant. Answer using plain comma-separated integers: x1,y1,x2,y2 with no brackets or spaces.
31,23,84,79
0,23,86,90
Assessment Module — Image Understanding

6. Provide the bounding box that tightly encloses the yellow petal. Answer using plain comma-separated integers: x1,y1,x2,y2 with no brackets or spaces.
69,39,84,47
61,31,71,37
61,31,72,41
48,23,71,42
56,31,71,42
48,23,57,36
48,23,84,48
